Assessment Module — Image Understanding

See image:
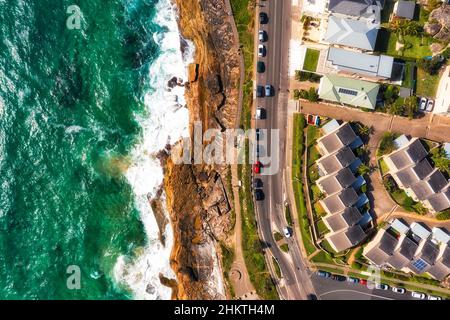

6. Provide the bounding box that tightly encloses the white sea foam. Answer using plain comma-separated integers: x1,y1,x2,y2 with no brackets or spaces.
113,0,194,300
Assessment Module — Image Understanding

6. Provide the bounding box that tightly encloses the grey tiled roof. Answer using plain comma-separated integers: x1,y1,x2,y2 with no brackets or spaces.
365,230,398,266
319,123,357,154
328,225,366,252
426,188,450,213
328,0,379,18
387,138,427,171
324,206,363,232
322,188,359,214
410,170,448,200
427,247,450,280
317,167,357,195
318,147,356,174
395,159,433,187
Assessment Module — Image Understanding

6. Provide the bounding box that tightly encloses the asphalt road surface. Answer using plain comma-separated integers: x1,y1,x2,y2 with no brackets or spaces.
311,274,419,300
253,0,316,300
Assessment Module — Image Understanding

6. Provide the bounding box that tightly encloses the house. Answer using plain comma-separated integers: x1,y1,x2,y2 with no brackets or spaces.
323,16,379,51
327,0,383,22
318,74,380,109
386,235,419,269
325,47,394,79
427,246,450,281
364,221,450,280
394,159,434,188
316,167,357,195
384,137,428,173
424,188,450,213
408,170,448,201
393,0,416,20
434,65,450,116
325,224,367,252
409,239,440,274
317,146,357,175
363,229,399,266
323,206,364,232
320,187,359,214
317,122,359,154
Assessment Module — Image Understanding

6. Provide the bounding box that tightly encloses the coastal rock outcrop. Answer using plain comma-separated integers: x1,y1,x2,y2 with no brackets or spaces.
424,4,450,42
162,0,241,299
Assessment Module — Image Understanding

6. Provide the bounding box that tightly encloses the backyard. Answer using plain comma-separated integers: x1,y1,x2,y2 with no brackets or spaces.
416,66,440,98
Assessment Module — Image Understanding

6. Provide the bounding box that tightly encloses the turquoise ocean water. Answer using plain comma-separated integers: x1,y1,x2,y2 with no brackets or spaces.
0,0,188,299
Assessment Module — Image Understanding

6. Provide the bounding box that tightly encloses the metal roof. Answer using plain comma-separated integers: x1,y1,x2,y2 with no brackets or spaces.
318,74,380,109
324,16,379,51
327,47,394,78
411,222,431,240
391,219,409,235
394,0,416,19
432,227,450,245
328,0,382,20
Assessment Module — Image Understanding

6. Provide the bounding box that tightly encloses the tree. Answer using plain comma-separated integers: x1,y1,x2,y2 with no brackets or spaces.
404,96,418,119
383,176,397,193
379,132,396,156
358,164,370,176
307,87,319,102
417,56,445,75
431,147,450,176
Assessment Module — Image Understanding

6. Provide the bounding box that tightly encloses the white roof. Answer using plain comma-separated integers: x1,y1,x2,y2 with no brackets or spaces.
390,219,409,234
410,222,431,240
432,227,450,245
322,119,341,134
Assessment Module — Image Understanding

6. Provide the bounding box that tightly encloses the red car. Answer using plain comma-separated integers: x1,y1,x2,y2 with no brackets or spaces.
253,161,262,174
359,279,367,285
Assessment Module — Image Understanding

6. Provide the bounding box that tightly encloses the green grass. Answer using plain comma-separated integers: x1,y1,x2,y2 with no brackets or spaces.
292,114,316,256
273,232,283,242
310,251,334,264
402,61,415,90
303,48,320,72
232,0,278,300
416,67,440,98
220,243,235,298
391,190,416,212
280,243,289,253
313,202,326,217
272,257,282,278
386,33,433,59
285,205,293,226
317,219,330,236
379,158,390,176
436,209,450,221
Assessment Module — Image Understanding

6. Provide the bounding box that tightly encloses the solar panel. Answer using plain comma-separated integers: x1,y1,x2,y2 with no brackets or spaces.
412,258,428,271
338,88,358,96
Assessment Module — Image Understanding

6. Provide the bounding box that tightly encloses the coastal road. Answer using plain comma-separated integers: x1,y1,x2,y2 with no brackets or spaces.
253,0,316,300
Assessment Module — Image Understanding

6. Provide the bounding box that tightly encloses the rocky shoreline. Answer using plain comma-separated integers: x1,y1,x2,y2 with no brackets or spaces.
159,0,241,299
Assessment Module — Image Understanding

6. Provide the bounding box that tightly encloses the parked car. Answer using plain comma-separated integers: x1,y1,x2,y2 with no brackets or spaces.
391,287,406,294
258,44,266,57
253,161,262,174
265,85,273,97
331,274,347,282
375,283,389,290
426,99,434,112
253,178,263,189
256,128,262,140
283,227,292,238
419,97,427,111
259,12,268,24
256,85,264,98
359,279,367,285
257,61,265,73
347,277,359,284
411,291,427,299
428,295,442,300
255,107,265,119
258,30,268,42
254,189,265,201
316,270,331,278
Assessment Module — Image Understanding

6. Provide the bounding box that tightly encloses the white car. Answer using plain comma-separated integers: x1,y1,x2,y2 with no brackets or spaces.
427,295,442,300
425,99,434,112
283,227,292,238
258,30,267,42
375,283,389,290
419,97,427,111
391,287,406,294
258,44,266,57
255,107,264,120
411,291,426,299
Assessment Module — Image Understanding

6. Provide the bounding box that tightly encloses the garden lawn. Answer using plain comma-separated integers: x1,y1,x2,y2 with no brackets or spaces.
303,48,320,72
416,67,440,98
386,32,433,59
